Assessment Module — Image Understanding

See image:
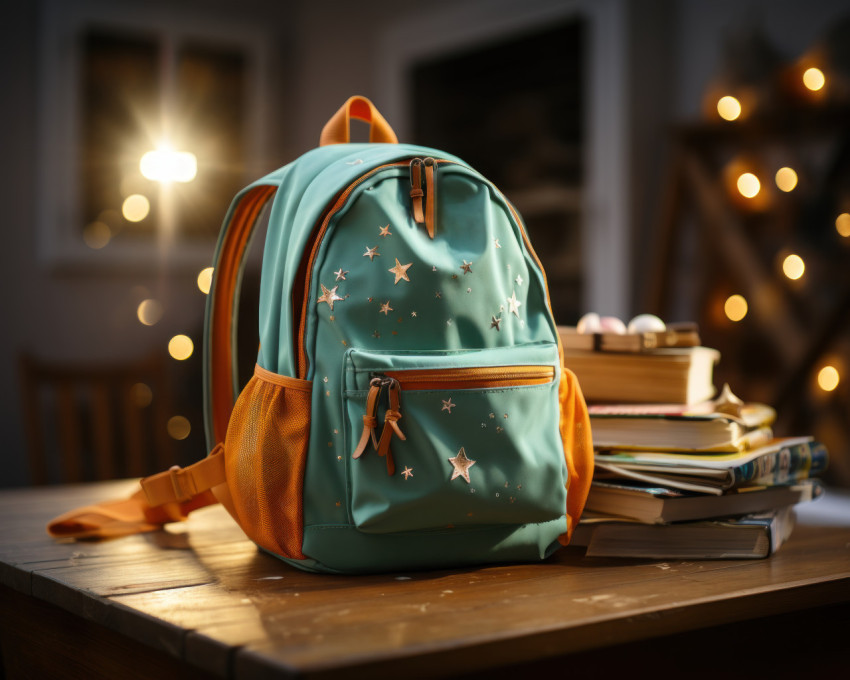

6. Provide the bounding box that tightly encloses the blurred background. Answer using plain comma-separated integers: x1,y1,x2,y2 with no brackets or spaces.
1,0,848,488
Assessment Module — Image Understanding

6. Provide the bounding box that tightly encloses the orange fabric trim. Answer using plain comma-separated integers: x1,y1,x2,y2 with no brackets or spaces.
253,364,313,391
319,95,399,146
140,444,226,507
557,366,594,545
211,185,277,444
383,365,555,391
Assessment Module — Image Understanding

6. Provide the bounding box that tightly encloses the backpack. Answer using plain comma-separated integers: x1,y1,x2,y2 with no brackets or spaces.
48,96,594,574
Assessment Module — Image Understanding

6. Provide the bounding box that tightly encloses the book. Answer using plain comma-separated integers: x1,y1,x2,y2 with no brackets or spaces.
558,323,701,353
558,329,717,405
572,506,797,559
588,397,776,452
593,438,829,495
583,478,822,524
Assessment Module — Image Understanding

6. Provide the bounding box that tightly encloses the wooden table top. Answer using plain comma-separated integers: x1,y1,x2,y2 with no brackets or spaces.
1,480,849,678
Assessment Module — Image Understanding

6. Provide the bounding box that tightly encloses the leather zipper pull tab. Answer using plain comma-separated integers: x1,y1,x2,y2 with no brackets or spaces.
409,158,425,225
377,378,405,475
423,157,437,239
352,378,382,459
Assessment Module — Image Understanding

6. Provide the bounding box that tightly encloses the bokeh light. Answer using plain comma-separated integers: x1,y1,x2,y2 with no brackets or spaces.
775,167,798,192
168,334,194,360
836,213,850,238
167,415,192,440
737,173,760,199
782,254,805,280
716,96,742,121
83,221,111,249
197,267,214,295
131,383,153,408
724,294,748,322
802,67,825,91
137,299,163,326
817,365,840,392
122,194,150,222
140,147,198,183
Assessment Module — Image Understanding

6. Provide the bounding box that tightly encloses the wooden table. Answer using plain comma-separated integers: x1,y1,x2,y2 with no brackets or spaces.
1,481,849,679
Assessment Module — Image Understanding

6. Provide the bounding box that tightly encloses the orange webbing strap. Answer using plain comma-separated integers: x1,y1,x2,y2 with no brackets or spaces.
209,184,278,445
319,95,399,146
47,446,226,540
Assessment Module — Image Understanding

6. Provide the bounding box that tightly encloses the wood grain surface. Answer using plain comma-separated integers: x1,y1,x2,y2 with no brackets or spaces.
1,480,849,678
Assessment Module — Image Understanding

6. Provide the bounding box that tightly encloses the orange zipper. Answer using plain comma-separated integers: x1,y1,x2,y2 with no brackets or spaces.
382,364,555,391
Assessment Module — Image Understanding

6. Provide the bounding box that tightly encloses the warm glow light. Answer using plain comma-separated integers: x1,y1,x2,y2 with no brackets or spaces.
131,383,153,408
836,213,850,238
137,299,163,326
737,173,761,198
725,294,748,322
782,254,805,280
803,67,826,91
197,267,214,295
716,96,742,121
817,365,840,392
83,221,111,249
775,167,798,192
140,147,198,183
167,415,192,440
168,334,194,360
122,194,150,222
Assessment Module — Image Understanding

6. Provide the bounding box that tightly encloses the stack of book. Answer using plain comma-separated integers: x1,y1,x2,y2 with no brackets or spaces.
559,323,828,559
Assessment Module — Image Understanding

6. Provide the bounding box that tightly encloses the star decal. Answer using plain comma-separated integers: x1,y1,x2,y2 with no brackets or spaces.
494,238,501,249
411,311,417,318
441,398,455,413
334,268,348,281
448,447,476,483
401,466,414,480
388,258,412,284
460,260,473,275
490,315,502,331
379,224,392,236
506,291,523,317
515,274,523,286
435,291,442,299
317,284,344,311
379,301,393,315
363,246,380,261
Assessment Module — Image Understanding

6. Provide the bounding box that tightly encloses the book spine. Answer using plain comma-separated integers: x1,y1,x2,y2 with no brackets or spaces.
731,441,828,488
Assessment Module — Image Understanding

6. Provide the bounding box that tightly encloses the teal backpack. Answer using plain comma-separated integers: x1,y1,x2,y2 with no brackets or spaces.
49,96,594,574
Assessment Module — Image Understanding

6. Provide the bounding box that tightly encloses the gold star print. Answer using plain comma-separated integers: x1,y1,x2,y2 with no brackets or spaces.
460,260,473,275
448,447,476,483
379,224,392,236
411,311,417,318
506,291,522,317
380,301,393,315
363,246,380,261
490,315,502,331
388,258,412,284
441,398,455,413
435,291,442,299
317,284,344,311
494,238,501,249
401,466,413,480
334,268,348,281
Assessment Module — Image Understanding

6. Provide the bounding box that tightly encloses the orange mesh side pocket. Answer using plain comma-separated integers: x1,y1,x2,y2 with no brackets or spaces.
558,366,594,545
223,365,312,560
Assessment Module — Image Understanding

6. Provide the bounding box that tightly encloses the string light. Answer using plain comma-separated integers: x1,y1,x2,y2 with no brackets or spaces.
782,254,805,280
716,96,742,121
737,173,760,198
168,334,194,360
836,213,850,238
197,267,214,295
775,167,798,192
802,67,826,91
137,299,163,326
817,365,840,392
122,194,150,222
724,294,748,322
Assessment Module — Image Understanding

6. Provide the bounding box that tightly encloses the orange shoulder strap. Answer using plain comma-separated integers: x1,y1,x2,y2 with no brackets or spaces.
47,446,226,540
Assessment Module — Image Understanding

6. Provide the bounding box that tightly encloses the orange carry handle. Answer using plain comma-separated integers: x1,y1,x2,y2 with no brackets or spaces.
319,95,399,146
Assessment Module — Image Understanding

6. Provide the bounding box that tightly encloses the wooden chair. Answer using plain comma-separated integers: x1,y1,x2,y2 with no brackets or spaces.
19,353,177,485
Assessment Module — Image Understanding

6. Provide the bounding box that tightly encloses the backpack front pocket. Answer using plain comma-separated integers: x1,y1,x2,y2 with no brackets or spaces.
342,345,568,534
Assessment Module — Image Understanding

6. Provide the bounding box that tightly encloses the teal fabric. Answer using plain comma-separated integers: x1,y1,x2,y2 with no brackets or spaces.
210,142,569,573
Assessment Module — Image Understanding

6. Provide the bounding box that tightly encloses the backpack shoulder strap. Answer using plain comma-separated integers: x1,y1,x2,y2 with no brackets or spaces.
46,181,279,540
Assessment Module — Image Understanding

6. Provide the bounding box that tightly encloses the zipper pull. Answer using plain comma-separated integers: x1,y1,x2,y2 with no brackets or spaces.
423,157,437,239
376,377,405,476
352,378,382,459
409,158,425,226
